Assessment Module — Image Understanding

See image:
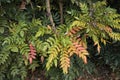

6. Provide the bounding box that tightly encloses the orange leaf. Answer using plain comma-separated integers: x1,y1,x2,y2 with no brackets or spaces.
73,27,80,32
105,26,112,32
70,29,76,34
97,44,101,53
47,25,52,30
83,56,87,64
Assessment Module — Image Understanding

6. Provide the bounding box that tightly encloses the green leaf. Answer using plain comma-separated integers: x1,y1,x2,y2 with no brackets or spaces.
28,61,39,71
11,47,18,52
0,27,4,33
26,0,31,4
35,31,41,38
24,60,28,65
86,28,90,33
54,59,58,67
66,11,72,14
71,0,76,4
92,35,98,42
20,31,24,37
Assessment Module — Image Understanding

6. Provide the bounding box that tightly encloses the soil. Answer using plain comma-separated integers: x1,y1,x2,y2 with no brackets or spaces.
26,66,120,80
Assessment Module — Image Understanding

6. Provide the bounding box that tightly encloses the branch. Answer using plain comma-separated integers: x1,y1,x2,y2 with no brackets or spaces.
59,0,63,24
19,0,26,10
46,0,56,33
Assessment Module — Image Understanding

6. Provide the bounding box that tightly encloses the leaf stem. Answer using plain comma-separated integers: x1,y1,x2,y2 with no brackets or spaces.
46,0,56,33
59,0,63,24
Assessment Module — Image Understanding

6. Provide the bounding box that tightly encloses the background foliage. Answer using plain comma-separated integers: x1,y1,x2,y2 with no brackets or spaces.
0,0,120,80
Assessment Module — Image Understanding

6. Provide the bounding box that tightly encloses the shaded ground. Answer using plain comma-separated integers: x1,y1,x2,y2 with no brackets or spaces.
26,66,120,80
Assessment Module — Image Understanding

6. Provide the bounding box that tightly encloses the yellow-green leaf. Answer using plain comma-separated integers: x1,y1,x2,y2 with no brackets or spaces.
20,31,24,37
0,27,4,33
11,46,18,52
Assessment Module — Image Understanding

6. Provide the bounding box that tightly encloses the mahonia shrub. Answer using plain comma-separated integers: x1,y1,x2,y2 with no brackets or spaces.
0,0,120,80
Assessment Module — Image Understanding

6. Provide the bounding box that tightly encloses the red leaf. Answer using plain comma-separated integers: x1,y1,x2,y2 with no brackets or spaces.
77,47,85,50
29,57,33,64
70,29,76,34
28,43,36,64
30,55,36,59
31,49,36,52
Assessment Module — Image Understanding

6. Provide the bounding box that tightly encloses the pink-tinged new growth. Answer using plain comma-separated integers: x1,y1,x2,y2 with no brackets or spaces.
28,43,36,64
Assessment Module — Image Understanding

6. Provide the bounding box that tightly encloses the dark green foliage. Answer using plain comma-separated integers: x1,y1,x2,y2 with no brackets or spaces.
101,42,120,72
0,0,120,80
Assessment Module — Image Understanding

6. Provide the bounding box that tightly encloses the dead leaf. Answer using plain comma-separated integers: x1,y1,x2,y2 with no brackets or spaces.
41,56,44,63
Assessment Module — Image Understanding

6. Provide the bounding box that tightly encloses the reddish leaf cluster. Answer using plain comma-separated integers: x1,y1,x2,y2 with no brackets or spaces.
67,26,82,36
73,42,86,54
72,39,88,64
104,26,112,32
28,43,36,64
